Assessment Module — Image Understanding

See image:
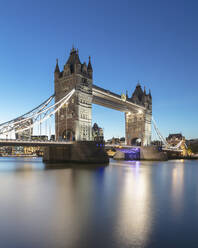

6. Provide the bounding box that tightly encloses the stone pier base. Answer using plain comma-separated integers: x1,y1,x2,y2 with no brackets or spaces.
140,146,167,161
113,146,167,161
43,141,109,164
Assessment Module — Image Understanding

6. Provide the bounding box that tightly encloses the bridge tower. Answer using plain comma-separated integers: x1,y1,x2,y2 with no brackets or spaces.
125,84,152,146
54,47,93,141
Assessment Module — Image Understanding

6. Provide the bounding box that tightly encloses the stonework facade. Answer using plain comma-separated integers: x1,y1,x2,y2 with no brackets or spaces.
125,84,152,146
54,48,93,141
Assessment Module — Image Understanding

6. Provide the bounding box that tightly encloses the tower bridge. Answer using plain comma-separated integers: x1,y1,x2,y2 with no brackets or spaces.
0,47,152,147
54,47,152,146
1,47,178,163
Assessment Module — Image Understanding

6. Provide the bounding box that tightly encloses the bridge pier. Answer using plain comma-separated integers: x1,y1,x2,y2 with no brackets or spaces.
113,146,167,161
43,141,109,164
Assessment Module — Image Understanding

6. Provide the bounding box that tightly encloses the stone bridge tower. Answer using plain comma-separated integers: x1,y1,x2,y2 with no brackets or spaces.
54,48,93,141
125,84,152,146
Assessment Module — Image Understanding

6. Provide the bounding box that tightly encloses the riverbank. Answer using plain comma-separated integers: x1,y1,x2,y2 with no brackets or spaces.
0,154,38,157
167,155,198,160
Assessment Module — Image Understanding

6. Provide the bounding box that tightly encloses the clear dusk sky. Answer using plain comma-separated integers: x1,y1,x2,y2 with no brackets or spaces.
0,0,197,140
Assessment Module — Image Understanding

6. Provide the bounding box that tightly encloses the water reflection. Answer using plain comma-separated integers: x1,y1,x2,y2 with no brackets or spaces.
0,157,45,171
171,161,184,216
0,158,198,247
115,161,153,247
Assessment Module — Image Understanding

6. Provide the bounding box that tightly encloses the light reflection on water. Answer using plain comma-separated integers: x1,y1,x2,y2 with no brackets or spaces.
0,158,198,247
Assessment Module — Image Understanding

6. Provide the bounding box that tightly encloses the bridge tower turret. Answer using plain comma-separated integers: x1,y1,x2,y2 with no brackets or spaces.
54,59,60,79
125,83,152,146
54,47,93,141
87,56,93,79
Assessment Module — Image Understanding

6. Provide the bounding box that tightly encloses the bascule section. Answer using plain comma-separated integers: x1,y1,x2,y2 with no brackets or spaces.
125,84,152,146
54,47,93,141
92,83,152,146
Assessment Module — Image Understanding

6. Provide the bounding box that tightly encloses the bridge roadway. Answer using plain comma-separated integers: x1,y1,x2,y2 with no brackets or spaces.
0,140,141,150
0,139,74,147
105,144,183,152
0,139,138,149
0,140,183,153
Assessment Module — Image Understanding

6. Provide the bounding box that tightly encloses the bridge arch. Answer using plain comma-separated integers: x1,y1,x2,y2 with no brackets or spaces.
62,130,75,141
131,137,141,146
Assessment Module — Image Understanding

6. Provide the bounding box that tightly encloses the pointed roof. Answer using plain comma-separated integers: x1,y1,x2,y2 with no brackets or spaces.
93,123,99,131
54,59,60,73
66,47,81,65
131,83,144,102
149,89,152,98
126,90,128,98
82,61,87,67
82,62,87,69
87,56,93,71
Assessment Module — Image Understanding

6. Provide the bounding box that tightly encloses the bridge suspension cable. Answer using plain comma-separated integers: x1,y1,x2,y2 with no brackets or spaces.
0,89,75,138
0,94,54,128
152,117,168,146
152,116,187,151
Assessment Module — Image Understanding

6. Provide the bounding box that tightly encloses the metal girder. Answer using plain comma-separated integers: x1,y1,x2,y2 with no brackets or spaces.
92,84,145,113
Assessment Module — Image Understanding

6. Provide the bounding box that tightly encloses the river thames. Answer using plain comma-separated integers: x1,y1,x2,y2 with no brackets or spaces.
0,158,198,248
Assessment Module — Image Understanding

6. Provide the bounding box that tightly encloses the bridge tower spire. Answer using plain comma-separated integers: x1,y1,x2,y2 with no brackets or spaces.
54,59,60,79
87,56,93,79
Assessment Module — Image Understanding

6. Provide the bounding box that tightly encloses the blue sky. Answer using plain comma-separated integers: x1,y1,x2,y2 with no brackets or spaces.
0,0,197,140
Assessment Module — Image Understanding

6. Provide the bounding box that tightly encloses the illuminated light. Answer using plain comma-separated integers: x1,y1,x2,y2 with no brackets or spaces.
117,147,140,160
138,110,143,114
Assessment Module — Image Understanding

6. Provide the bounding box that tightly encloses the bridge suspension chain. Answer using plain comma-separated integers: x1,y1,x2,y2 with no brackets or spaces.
152,116,187,151
0,94,54,128
0,89,75,137
152,117,168,147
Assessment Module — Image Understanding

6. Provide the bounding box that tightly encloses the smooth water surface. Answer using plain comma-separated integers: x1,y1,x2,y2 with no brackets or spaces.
0,157,198,248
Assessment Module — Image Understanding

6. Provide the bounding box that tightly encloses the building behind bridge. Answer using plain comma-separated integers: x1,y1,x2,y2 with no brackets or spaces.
92,123,103,142
166,133,187,156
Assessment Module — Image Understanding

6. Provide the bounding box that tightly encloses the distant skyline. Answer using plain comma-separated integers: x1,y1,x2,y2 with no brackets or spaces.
0,0,198,140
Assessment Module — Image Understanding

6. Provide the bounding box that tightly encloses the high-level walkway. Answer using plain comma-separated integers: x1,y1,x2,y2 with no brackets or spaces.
92,84,145,112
